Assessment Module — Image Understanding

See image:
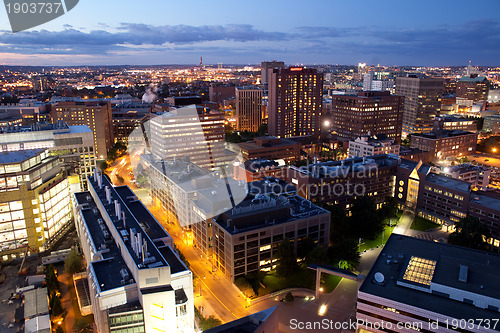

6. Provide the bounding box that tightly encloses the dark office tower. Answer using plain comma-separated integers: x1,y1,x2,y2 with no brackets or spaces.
268,67,323,138
456,74,489,102
260,61,285,91
235,86,263,132
396,76,444,135
332,91,404,142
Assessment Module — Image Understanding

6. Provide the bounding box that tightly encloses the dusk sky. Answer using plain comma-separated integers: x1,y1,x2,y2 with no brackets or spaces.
0,0,499,66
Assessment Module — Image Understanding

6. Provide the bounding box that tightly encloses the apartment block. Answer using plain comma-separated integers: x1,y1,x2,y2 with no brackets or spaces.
268,67,323,138
332,91,404,142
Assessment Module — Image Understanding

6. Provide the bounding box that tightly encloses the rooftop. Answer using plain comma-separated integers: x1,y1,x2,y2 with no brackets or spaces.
237,136,299,151
24,288,49,319
359,234,500,323
74,191,136,292
242,158,284,172
87,174,170,269
204,306,278,333
425,173,471,193
214,178,328,234
413,130,476,139
0,148,45,165
459,75,488,83
469,191,500,208
290,154,400,179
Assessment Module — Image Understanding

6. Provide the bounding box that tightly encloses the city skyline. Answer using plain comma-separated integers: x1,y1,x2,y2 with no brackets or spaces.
0,0,499,66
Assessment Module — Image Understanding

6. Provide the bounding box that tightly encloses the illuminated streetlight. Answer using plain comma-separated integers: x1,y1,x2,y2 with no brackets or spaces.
493,148,498,153
319,287,324,292
318,304,327,316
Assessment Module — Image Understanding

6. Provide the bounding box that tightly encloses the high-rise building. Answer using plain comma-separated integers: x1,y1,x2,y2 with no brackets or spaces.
268,67,323,138
0,121,96,191
456,74,489,102
50,101,113,159
235,86,263,132
74,170,194,333
0,149,72,260
396,77,444,135
260,61,285,91
331,91,404,142
148,106,228,171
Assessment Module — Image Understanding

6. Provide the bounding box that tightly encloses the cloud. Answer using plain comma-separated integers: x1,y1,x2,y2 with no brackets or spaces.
0,20,498,65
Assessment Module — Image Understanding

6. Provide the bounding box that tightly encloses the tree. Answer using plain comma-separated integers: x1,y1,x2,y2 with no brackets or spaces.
448,216,490,251
55,325,64,333
297,237,315,259
285,292,294,302
276,237,299,277
379,196,399,220
235,277,256,298
65,249,84,275
45,264,59,294
350,197,384,240
328,238,360,271
306,245,328,265
50,292,64,317
73,317,93,333
326,204,349,243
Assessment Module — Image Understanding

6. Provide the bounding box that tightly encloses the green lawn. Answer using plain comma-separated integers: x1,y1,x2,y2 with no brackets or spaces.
410,216,441,231
245,264,342,298
358,225,396,252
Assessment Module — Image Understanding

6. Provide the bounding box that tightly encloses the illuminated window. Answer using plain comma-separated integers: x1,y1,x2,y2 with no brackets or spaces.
402,256,436,286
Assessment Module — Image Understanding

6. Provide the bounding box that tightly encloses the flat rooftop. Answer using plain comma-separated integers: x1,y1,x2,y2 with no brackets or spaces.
113,185,170,241
290,154,400,178
469,191,500,208
87,174,169,269
237,137,298,151
74,191,135,292
359,234,500,323
214,178,327,234
0,148,45,164
425,173,471,193
413,129,476,139
142,154,211,191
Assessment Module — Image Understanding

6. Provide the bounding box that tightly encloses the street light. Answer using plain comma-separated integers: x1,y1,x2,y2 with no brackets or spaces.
493,148,498,153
